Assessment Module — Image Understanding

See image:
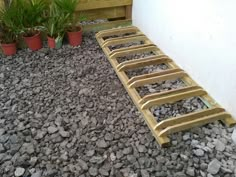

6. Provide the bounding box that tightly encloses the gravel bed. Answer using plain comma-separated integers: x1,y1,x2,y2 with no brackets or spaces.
151,97,208,122
117,52,156,63
108,41,144,51
137,79,186,98
0,33,236,177
125,63,169,79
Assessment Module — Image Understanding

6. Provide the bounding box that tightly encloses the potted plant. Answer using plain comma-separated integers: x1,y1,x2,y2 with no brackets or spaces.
0,1,20,56
17,0,48,51
54,0,85,47
44,1,69,49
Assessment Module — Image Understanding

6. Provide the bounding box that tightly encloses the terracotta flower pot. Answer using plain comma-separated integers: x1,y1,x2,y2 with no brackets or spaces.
1,43,17,56
67,27,82,46
47,36,56,48
47,36,63,49
24,32,42,51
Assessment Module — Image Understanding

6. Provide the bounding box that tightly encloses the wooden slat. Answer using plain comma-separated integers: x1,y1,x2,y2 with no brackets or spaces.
158,112,231,137
79,6,126,20
96,26,138,37
141,88,207,109
117,55,171,71
83,19,132,32
77,0,132,11
139,86,201,105
154,107,225,130
109,44,156,57
103,35,149,47
128,69,186,88
110,45,159,59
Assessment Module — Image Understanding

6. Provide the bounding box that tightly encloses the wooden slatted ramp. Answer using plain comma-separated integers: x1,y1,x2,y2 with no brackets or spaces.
95,26,236,147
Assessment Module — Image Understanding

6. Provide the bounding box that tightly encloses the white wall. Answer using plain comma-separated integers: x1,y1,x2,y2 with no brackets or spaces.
133,0,236,119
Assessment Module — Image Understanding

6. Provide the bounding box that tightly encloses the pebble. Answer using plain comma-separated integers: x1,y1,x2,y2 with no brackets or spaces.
59,130,70,138
183,133,190,141
186,167,195,176
31,171,42,177
207,159,221,175
47,126,58,134
89,167,98,176
96,139,108,148
215,140,226,151
14,167,25,177
193,149,204,157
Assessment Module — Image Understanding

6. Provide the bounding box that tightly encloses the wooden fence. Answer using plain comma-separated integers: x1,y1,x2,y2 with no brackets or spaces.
0,0,133,31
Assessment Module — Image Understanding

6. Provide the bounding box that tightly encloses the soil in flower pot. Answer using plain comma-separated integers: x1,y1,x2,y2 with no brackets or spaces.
1,43,17,56
67,26,82,47
23,32,42,51
47,36,63,49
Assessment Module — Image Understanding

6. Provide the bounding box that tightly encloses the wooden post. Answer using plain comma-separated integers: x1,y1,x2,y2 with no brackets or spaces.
125,5,132,19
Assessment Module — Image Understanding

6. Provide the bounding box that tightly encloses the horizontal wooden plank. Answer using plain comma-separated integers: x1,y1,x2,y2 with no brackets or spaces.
77,0,132,11
139,86,202,105
117,55,172,71
110,45,159,59
109,44,155,57
141,88,207,109
154,107,225,130
78,6,126,20
103,35,149,47
158,112,231,137
82,19,132,32
128,69,185,88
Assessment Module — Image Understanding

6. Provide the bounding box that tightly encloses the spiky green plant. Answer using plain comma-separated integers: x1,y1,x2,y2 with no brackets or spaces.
0,1,22,43
53,0,85,32
44,0,70,46
16,0,48,36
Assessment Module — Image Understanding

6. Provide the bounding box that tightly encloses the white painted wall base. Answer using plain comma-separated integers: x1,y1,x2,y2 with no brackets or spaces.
132,0,236,119
232,129,236,144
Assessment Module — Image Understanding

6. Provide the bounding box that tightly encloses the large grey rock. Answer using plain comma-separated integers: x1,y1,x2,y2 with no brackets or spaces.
207,159,221,175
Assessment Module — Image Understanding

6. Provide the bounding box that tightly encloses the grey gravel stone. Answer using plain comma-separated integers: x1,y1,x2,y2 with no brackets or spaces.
31,171,42,177
193,149,204,157
186,167,195,176
0,144,5,153
89,167,98,176
215,140,225,151
47,126,58,134
14,167,25,176
96,139,108,148
183,133,190,141
207,159,221,175
141,169,149,177
59,130,70,138
0,128,5,136
99,167,109,176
